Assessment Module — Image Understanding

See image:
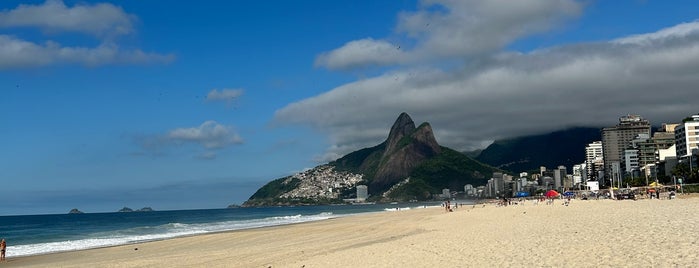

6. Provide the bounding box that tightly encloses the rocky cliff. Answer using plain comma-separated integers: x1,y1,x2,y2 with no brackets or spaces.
368,113,441,193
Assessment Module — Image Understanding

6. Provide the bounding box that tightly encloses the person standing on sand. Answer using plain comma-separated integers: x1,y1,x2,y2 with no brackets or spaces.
1,238,6,261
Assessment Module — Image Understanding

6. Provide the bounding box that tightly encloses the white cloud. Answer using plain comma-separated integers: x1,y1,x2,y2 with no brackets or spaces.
167,121,243,149
0,1,172,69
315,38,406,70
277,20,699,160
133,121,243,158
613,21,699,45
206,89,244,104
0,0,134,37
315,0,582,70
0,35,174,69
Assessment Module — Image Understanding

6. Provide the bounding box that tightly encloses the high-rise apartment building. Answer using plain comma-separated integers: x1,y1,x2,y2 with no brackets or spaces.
356,185,368,202
675,115,699,158
585,141,604,182
554,165,567,190
602,115,651,185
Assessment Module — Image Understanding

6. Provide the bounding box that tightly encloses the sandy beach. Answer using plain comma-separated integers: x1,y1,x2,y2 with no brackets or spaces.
5,196,699,267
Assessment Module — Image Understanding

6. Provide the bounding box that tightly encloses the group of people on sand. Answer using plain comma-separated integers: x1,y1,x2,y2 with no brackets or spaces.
442,200,463,212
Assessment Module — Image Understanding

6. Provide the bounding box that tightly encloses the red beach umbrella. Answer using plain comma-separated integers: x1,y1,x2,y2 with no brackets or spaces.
545,190,559,198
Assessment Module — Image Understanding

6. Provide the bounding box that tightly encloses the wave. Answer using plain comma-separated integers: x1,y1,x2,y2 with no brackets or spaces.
7,212,336,258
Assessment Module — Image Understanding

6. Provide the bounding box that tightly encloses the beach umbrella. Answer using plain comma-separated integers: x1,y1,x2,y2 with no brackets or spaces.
545,190,559,198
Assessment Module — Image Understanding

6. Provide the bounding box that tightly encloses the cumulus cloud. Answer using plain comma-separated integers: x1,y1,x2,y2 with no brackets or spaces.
278,18,699,160
315,38,406,70
205,89,244,105
167,121,243,149
0,0,173,69
0,0,134,37
134,121,243,159
315,0,582,70
0,35,174,69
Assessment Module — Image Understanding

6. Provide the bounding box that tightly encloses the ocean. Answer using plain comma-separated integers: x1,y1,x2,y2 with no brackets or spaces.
0,203,440,258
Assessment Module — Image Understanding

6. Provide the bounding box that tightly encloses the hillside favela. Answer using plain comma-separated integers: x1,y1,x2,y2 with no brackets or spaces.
3,1,699,267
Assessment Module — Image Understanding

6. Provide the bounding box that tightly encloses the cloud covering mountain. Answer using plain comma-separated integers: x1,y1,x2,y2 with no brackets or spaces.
275,0,699,161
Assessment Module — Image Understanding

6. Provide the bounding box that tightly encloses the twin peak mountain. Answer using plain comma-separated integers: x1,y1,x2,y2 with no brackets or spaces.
243,113,498,206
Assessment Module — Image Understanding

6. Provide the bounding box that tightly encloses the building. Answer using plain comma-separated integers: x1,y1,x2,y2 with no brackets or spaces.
602,115,651,185
585,141,604,182
624,149,640,176
627,133,652,176
356,185,368,202
675,115,699,159
573,163,585,186
464,184,475,196
553,165,567,191
441,188,451,199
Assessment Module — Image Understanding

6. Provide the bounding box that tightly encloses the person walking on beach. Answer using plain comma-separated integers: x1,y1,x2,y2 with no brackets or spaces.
1,238,6,261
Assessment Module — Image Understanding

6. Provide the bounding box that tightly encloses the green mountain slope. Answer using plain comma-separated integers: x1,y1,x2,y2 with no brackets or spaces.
475,127,601,173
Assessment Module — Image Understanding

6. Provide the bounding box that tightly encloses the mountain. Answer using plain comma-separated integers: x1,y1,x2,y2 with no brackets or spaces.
475,127,601,173
243,113,499,206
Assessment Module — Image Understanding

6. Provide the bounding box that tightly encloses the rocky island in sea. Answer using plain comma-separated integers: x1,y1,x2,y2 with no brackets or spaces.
68,208,84,214
118,207,155,212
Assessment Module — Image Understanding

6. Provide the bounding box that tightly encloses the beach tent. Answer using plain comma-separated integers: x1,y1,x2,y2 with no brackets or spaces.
545,190,559,198
515,191,530,197
648,182,664,187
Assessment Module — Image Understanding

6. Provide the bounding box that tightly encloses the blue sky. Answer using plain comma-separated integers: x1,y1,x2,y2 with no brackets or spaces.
2,0,699,215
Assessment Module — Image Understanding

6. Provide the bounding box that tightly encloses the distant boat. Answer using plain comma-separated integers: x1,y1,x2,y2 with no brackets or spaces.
351,202,376,205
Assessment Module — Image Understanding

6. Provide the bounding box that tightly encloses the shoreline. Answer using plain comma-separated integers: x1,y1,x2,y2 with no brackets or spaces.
5,197,699,267
3,205,437,260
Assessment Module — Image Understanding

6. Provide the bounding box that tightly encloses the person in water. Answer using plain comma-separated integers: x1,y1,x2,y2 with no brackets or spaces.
1,238,6,261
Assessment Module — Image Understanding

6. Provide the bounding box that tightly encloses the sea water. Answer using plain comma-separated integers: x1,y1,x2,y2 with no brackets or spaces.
0,203,439,258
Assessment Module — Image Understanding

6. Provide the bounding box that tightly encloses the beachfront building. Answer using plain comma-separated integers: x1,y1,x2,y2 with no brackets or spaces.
485,173,513,198
553,165,567,191
441,188,451,199
539,176,554,190
464,184,476,196
585,141,604,183
624,149,640,176
573,163,585,187
356,185,368,202
602,115,651,186
651,125,677,160
675,115,699,172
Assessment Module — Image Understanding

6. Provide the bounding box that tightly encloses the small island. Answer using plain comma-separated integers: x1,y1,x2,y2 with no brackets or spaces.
68,208,84,214
118,207,155,212
118,207,134,212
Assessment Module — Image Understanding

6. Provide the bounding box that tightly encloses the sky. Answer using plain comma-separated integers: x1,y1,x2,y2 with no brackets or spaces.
1,0,698,215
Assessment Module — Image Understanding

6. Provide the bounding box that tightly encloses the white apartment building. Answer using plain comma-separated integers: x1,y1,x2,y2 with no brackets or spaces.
585,141,603,181
675,115,699,158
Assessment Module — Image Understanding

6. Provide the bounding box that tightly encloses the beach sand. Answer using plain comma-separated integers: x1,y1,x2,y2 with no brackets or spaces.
5,196,699,267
